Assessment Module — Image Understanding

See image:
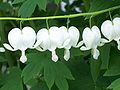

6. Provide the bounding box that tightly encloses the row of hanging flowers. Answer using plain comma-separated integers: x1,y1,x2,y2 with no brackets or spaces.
1,17,120,63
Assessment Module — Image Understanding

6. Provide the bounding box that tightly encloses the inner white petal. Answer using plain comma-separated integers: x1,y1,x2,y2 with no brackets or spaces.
64,49,70,61
20,50,27,63
51,50,58,62
91,48,100,60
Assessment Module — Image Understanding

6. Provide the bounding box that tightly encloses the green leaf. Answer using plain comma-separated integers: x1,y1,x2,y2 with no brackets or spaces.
67,57,110,90
0,3,13,11
18,0,37,17
37,0,47,11
104,47,120,76
22,52,74,90
12,0,25,4
54,0,61,4
30,81,49,90
107,78,120,90
0,56,7,62
90,57,101,83
100,44,111,70
0,67,23,90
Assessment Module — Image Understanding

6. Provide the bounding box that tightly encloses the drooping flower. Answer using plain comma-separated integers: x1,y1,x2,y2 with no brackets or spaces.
34,26,63,62
101,17,120,50
3,27,36,63
80,26,101,59
59,26,80,61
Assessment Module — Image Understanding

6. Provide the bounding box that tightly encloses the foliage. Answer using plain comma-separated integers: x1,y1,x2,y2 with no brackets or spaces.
0,0,120,90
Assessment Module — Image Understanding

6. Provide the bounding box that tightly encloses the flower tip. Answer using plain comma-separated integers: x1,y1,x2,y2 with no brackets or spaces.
20,55,27,63
0,47,5,52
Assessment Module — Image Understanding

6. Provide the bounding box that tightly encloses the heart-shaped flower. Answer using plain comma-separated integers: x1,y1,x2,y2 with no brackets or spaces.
34,26,63,62
59,26,80,61
3,27,36,63
101,17,120,50
80,26,101,59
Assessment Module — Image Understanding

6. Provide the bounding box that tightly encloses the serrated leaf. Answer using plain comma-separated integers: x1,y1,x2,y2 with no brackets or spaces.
22,52,74,90
12,0,25,4
0,67,23,90
18,0,37,17
104,47,120,76
107,78,120,90
100,44,110,70
37,0,47,11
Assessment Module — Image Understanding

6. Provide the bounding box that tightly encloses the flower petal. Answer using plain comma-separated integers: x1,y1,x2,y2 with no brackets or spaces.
75,40,84,48
22,27,36,50
91,48,100,60
64,49,70,61
0,47,5,52
80,46,90,51
68,26,80,47
116,40,120,50
8,28,22,50
49,26,63,49
3,43,17,51
20,50,27,63
101,20,115,41
82,27,95,48
92,26,101,46
59,26,69,48
63,38,71,49
113,17,120,40
37,28,51,51
51,50,58,62
35,46,46,52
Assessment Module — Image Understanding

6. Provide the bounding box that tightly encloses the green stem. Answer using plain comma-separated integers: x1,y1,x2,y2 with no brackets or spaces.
0,5,120,21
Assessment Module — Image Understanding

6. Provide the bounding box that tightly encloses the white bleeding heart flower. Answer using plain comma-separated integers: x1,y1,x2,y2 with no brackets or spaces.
80,26,101,59
34,26,62,62
3,27,36,63
59,26,80,61
101,17,120,50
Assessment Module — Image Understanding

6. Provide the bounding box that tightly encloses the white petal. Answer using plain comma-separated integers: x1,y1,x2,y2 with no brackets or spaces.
59,26,69,48
63,38,71,49
49,26,62,49
69,0,75,5
60,1,67,12
98,38,110,46
0,47,5,52
21,27,36,49
33,40,42,48
8,28,22,50
116,40,120,50
82,27,95,48
91,48,100,60
68,26,80,47
51,50,58,62
64,49,70,61
80,46,90,51
75,40,84,48
101,20,115,41
37,28,51,51
3,43,17,51
113,17,120,40
35,46,46,52
20,50,27,63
